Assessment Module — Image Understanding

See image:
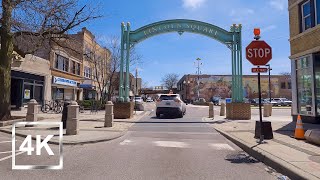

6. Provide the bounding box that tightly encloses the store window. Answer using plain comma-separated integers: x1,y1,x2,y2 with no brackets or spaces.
296,56,313,115
314,53,320,115
55,54,69,72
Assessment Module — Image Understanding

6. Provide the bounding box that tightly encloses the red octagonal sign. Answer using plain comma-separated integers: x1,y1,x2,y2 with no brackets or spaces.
246,40,272,66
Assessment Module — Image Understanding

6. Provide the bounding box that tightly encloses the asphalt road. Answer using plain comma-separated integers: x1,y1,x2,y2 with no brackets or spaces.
0,103,283,180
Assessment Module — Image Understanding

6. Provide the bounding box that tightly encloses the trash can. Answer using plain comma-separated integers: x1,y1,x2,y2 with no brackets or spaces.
225,98,232,103
61,101,71,129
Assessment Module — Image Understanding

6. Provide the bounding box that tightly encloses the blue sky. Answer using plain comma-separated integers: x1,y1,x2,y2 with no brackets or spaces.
80,0,290,87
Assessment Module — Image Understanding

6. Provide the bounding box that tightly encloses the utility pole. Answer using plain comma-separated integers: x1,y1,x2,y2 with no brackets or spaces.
195,58,202,101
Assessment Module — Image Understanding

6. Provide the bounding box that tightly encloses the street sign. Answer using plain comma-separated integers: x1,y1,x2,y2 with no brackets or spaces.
252,67,268,73
246,40,272,66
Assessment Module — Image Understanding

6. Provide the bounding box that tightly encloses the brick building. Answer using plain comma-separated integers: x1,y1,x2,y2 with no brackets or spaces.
177,74,292,102
289,0,320,123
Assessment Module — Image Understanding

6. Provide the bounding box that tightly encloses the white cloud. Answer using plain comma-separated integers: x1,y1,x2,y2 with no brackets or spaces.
269,0,287,11
230,8,254,16
261,25,277,33
182,0,206,9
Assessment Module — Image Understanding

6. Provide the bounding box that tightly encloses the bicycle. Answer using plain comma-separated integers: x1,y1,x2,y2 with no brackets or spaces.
41,100,63,113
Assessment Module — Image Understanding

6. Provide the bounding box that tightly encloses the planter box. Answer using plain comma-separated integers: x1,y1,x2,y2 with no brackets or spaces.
114,102,134,119
226,102,251,120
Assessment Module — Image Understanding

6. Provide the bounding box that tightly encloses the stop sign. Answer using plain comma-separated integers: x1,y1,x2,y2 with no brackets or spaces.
246,40,272,66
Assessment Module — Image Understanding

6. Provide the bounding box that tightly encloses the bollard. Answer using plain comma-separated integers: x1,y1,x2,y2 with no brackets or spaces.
209,102,214,118
263,104,269,117
26,99,38,127
66,101,79,135
105,101,114,127
220,103,226,116
268,103,272,116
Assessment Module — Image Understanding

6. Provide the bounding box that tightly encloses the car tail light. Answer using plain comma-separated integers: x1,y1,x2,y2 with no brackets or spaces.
156,99,161,102
174,98,181,103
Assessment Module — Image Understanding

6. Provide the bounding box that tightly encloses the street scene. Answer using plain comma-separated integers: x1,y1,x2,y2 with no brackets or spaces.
1,0,320,180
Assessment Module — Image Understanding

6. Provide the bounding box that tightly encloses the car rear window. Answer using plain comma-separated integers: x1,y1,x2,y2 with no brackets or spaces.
160,95,178,100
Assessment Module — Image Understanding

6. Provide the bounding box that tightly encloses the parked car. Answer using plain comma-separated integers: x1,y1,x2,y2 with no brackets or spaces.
211,96,221,105
134,96,143,103
265,99,279,106
156,94,186,118
272,98,292,106
250,98,267,106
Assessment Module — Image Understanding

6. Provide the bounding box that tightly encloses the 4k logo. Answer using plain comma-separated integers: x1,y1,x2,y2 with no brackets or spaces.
19,135,55,155
12,122,63,170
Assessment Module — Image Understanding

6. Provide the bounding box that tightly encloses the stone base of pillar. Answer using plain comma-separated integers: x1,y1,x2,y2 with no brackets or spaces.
114,102,134,119
66,121,79,135
226,102,251,120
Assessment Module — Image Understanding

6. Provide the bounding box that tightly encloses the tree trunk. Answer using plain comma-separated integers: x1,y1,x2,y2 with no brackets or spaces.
0,0,13,121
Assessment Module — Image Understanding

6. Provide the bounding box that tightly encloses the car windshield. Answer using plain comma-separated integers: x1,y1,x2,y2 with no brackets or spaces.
160,95,178,100
135,97,141,100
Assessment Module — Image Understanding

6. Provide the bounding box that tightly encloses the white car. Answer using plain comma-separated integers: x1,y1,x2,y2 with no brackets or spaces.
134,97,143,103
156,94,186,118
146,97,153,102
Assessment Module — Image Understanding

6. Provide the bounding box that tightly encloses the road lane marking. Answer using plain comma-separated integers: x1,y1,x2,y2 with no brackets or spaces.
209,143,235,151
153,141,189,148
0,140,16,144
0,151,25,162
0,151,12,154
119,139,132,145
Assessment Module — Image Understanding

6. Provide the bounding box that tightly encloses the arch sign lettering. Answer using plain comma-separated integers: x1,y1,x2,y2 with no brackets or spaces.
118,19,243,102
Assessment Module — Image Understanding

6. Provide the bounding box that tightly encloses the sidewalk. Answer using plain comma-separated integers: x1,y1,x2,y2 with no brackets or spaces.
0,110,149,145
204,107,320,180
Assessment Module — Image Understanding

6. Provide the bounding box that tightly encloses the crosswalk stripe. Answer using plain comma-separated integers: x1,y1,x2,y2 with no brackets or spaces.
119,139,132,145
153,141,189,148
209,143,235,151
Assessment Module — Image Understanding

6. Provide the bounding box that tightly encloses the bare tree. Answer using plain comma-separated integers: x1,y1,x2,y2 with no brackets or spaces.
103,36,142,101
161,73,179,90
0,0,100,121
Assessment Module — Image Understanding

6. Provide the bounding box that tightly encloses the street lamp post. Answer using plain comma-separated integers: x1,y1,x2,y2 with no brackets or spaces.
183,78,190,103
195,58,202,101
266,64,272,102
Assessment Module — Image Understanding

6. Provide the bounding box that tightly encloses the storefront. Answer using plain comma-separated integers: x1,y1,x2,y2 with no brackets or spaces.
11,70,45,109
52,76,81,101
292,53,320,123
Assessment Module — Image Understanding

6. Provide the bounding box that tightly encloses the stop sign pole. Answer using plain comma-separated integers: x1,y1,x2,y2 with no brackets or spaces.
246,28,273,144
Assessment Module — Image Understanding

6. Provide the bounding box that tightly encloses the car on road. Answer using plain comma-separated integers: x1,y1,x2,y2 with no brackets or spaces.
146,97,153,102
156,94,186,118
134,96,143,103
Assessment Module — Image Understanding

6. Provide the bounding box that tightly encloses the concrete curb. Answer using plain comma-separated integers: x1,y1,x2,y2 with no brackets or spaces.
0,110,149,146
213,126,319,180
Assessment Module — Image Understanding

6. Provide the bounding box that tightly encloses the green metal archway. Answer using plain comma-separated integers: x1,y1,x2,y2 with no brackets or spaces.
118,19,243,102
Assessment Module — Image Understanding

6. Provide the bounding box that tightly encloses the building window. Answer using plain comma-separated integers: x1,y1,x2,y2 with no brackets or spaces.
302,0,312,31
316,0,320,24
84,66,91,79
281,82,286,89
296,56,313,115
55,54,69,72
70,61,80,75
288,82,292,89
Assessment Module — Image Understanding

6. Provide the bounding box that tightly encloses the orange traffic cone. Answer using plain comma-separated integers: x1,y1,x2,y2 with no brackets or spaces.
294,115,305,140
